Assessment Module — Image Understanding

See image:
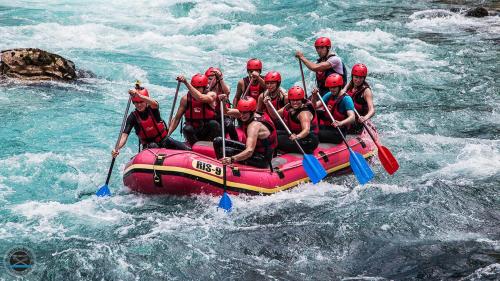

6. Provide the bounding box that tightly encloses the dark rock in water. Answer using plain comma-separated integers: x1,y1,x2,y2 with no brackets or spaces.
464,7,489,17
0,48,77,81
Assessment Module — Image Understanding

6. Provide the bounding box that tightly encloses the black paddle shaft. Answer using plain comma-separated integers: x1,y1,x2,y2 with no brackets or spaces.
220,100,228,192
298,59,308,97
168,81,181,127
240,77,254,100
265,100,307,155
105,96,132,185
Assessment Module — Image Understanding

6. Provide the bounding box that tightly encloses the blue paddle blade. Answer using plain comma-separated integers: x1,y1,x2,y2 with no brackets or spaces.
96,184,111,197
218,192,232,212
303,154,327,184
348,149,374,185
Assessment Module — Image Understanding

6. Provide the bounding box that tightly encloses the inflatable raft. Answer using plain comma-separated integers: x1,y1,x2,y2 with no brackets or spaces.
123,121,379,195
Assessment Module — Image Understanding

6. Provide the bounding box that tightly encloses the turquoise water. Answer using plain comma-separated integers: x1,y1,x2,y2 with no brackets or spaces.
1,1,499,280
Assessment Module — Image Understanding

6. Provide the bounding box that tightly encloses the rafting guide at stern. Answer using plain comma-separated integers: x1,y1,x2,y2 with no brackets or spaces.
295,37,347,96
111,81,190,159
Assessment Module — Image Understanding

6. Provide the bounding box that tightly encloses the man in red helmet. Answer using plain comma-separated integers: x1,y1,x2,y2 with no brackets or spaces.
112,81,190,158
168,74,221,145
233,58,266,107
266,86,319,154
295,37,347,96
213,96,277,169
205,67,238,141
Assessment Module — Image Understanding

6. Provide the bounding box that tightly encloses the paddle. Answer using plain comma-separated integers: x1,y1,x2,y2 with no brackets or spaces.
266,101,327,184
218,100,232,212
354,110,399,175
96,95,132,196
168,81,181,127
314,91,374,185
298,58,308,97
240,77,254,100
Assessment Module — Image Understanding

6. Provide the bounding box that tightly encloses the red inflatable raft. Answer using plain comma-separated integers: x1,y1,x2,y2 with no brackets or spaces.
123,121,378,196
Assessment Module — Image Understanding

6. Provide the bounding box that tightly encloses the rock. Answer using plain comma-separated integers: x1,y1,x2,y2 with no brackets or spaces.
0,48,77,81
464,7,489,17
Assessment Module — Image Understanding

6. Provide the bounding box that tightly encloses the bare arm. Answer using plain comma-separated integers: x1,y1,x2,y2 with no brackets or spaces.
231,122,261,162
167,96,187,136
296,52,332,72
130,90,159,109
361,88,375,120
297,111,313,139
111,133,129,158
338,110,355,127
256,91,268,113
217,79,230,96
233,79,244,106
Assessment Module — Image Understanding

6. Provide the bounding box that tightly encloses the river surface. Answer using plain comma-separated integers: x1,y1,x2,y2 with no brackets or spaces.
0,1,499,280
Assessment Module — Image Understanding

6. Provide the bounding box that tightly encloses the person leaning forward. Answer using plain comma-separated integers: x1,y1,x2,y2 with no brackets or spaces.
213,96,277,169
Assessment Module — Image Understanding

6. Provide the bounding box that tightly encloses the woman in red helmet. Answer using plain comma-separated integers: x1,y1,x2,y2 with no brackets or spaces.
256,71,288,127
312,74,355,144
111,81,191,158
295,37,347,97
213,97,278,169
204,67,238,141
343,63,375,133
233,58,266,106
267,86,319,154
168,74,221,145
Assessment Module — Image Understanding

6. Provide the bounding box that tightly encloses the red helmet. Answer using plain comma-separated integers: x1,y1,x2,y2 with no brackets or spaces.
237,97,257,112
190,73,208,87
204,67,222,77
314,37,331,47
325,73,344,88
132,88,149,103
246,58,262,71
352,63,368,77
287,86,305,100
264,71,281,83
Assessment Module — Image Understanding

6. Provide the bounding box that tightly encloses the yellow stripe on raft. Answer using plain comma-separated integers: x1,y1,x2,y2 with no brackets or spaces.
123,151,375,194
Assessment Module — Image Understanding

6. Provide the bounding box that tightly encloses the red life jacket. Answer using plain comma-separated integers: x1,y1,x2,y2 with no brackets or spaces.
132,107,168,145
264,91,286,118
283,102,319,135
184,92,216,128
240,113,278,155
347,82,370,116
320,94,349,126
243,76,266,100
316,54,347,96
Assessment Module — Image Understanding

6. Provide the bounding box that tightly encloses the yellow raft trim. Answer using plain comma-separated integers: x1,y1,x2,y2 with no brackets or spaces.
124,151,375,194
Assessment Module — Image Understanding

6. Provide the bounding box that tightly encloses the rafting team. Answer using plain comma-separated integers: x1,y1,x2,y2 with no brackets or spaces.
111,37,375,169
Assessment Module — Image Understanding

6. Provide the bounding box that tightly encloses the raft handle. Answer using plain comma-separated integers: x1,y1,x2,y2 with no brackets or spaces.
318,151,329,163
356,137,366,148
231,166,241,177
273,167,285,179
153,154,166,187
